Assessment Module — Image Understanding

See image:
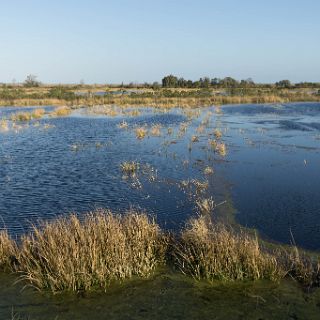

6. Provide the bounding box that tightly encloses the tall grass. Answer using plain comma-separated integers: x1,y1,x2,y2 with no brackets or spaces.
1,211,320,292
0,231,17,271
172,217,283,282
16,210,166,292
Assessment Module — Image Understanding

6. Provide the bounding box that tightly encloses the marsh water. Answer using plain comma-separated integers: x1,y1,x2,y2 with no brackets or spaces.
0,102,320,250
1,102,320,319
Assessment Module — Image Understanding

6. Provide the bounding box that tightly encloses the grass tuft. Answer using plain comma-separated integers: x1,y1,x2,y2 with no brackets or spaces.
173,217,283,282
17,210,165,292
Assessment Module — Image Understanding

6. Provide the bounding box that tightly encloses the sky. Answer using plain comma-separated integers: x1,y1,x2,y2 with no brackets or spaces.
0,0,319,84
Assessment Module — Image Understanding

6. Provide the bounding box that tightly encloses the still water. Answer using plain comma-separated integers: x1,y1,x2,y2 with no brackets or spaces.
0,103,319,250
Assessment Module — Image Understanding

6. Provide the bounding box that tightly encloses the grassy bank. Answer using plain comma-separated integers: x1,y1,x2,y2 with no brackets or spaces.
1,210,319,293
0,86,319,108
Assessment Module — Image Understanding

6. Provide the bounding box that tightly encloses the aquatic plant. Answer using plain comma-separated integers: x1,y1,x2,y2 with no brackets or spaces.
31,108,45,119
150,124,162,137
213,129,222,139
120,161,140,174
195,197,215,215
208,139,217,150
0,119,9,131
135,127,147,139
191,179,209,193
17,210,166,292
204,166,214,175
173,217,283,282
216,142,227,156
118,120,128,129
51,106,71,117
191,135,199,143
10,112,32,122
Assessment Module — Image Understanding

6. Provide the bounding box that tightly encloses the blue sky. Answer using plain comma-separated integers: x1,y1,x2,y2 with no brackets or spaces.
0,0,319,83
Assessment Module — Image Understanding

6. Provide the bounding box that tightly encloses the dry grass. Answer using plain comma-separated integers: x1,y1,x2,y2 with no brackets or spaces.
135,127,147,139
10,112,32,122
31,108,45,119
213,129,222,139
204,166,214,175
191,135,199,143
173,217,283,282
196,197,215,215
50,106,71,117
0,230,17,271
0,119,9,131
150,124,162,137
1,211,320,291
16,210,166,292
118,120,128,129
120,161,140,174
216,142,227,156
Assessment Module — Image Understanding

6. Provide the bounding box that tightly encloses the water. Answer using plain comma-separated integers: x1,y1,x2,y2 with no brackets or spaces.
0,103,320,250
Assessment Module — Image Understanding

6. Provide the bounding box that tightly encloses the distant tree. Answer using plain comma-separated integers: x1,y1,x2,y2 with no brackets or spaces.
220,77,238,88
162,75,178,88
23,74,41,87
275,80,292,88
152,82,160,90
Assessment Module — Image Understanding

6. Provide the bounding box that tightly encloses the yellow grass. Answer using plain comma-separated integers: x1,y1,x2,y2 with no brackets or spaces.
17,210,165,292
50,106,71,117
173,217,284,282
135,127,147,139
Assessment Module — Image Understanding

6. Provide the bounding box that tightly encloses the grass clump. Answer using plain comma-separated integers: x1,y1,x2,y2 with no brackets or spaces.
0,230,17,272
31,108,45,119
216,142,227,156
10,112,32,122
50,106,71,117
17,210,165,292
0,119,9,131
213,129,222,139
196,197,215,215
173,217,283,282
135,127,147,139
120,161,140,175
150,124,162,136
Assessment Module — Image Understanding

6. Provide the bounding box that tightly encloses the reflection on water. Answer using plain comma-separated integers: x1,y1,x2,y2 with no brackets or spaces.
0,103,320,250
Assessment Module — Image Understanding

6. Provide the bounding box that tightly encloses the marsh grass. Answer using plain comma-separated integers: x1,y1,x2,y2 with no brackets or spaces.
10,112,32,122
0,119,9,131
120,161,140,175
213,129,222,139
50,106,71,117
16,210,166,292
118,120,128,129
196,197,215,215
172,217,283,282
216,142,227,156
150,124,162,137
0,231,17,272
31,108,45,119
1,212,320,291
135,127,147,139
